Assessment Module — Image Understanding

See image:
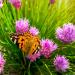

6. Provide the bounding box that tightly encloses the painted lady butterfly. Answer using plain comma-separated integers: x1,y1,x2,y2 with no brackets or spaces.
10,32,41,56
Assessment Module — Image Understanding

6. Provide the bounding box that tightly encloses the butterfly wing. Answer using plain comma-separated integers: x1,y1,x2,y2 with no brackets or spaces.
10,32,41,56
28,36,41,56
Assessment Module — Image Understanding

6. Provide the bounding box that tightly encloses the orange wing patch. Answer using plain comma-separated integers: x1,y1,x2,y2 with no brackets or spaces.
11,32,41,56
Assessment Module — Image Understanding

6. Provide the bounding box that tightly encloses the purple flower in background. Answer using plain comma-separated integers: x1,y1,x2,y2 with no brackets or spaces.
56,23,75,43
28,52,41,62
29,27,39,36
54,55,69,72
40,39,57,58
0,53,6,74
9,0,21,9
0,0,3,8
50,0,55,4
16,19,29,33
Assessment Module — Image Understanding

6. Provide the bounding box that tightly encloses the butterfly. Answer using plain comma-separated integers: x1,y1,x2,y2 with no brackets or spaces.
10,32,41,56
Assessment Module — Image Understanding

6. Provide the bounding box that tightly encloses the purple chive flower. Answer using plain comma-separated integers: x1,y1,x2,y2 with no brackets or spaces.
50,0,55,4
28,52,41,62
56,23,75,43
16,19,29,33
54,55,69,72
9,0,21,9
0,0,3,8
0,53,6,74
40,39,57,58
29,27,39,36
